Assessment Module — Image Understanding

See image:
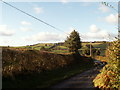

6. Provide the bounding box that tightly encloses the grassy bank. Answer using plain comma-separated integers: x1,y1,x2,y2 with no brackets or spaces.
3,63,93,88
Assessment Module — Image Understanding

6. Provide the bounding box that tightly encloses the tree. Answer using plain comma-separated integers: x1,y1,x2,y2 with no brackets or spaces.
93,39,120,89
81,45,100,56
81,45,90,56
64,30,81,54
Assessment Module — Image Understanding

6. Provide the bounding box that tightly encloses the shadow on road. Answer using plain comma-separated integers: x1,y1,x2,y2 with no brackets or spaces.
51,66,103,88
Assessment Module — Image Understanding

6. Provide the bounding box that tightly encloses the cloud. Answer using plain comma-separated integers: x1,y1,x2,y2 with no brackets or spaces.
23,32,67,42
33,7,43,14
61,0,69,4
82,24,117,41
21,21,31,25
20,27,32,32
98,4,110,13
105,14,118,24
85,30,109,39
0,25,15,36
21,25,117,43
23,27,77,42
89,24,100,33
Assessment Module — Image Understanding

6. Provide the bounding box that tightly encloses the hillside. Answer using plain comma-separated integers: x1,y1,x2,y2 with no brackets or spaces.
1,41,109,56
31,41,109,56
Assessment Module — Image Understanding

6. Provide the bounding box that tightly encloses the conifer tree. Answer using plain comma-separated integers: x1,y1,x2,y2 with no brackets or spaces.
64,30,81,54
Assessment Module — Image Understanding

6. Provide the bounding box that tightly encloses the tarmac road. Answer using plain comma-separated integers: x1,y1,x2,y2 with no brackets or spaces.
51,67,102,88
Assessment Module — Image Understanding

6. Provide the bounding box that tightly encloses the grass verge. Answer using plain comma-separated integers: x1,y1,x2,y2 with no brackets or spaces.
3,63,93,88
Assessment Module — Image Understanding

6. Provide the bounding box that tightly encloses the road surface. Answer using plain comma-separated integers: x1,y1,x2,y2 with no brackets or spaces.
51,67,102,88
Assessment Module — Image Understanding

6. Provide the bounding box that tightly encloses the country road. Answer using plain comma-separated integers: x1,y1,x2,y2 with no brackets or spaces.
51,67,102,88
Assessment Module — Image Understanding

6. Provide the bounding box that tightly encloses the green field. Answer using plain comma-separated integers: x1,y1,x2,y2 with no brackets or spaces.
92,43,108,56
1,41,109,56
52,50,69,54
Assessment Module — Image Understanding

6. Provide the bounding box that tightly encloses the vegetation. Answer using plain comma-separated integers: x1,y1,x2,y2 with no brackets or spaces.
93,39,120,89
52,50,69,54
3,62,93,88
2,36,111,89
2,48,74,77
80,44,101,57
64,30,82,54
1,2,119,89
4,41,108,56
80,45,90,55
40,46,46,50
2,48,94,88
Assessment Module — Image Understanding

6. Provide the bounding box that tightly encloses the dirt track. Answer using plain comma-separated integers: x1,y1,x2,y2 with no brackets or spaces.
51,67,102,88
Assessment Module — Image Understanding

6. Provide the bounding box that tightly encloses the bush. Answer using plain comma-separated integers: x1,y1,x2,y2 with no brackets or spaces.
93,40,120,89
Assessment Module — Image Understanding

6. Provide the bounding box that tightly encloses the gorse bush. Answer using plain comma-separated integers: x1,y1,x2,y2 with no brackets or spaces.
93,39,120,89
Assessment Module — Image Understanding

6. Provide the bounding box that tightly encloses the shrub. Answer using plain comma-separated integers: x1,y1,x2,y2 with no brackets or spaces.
93,40,120,89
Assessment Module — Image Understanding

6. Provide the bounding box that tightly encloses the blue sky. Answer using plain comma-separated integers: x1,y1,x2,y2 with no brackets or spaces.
0,1,118,46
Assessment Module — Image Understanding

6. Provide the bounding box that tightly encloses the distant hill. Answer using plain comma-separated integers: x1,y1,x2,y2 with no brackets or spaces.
1,41,109,55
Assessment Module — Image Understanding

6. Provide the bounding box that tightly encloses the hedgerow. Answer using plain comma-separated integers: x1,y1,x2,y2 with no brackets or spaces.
93,40,120,89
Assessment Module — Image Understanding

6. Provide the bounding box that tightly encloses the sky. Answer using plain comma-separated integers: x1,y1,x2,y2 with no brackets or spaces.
0,1,118,46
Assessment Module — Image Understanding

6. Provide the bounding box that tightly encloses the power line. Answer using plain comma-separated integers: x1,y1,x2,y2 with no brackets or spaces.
101,2,118,12
0,0,68,34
